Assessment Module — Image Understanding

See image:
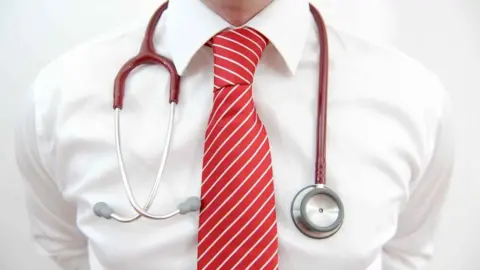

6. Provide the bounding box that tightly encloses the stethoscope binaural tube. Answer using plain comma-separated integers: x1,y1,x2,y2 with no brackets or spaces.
93,103,201,222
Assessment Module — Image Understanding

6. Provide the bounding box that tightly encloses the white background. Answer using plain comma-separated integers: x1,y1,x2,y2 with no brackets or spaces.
1,0,479,269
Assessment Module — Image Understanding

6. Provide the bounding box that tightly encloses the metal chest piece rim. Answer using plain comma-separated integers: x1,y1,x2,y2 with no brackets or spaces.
291,184,344,239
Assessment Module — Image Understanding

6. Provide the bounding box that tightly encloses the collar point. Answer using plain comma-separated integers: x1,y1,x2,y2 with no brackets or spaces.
175,65,187,77
286,60,300,76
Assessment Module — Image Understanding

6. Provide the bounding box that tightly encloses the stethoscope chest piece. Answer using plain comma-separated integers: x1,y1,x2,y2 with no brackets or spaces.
291,184,344,239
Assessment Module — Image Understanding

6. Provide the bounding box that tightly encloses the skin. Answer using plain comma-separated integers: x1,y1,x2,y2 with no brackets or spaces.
201,0,273,26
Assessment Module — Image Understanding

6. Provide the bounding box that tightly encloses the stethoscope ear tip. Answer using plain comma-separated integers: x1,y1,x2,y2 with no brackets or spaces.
94,202,114,219
178,197,201,215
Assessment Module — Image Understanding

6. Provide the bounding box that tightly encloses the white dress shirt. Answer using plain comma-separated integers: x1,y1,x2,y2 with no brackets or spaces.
15,0,454,269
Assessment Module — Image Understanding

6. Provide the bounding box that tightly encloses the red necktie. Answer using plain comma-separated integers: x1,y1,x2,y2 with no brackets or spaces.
197,27,279,270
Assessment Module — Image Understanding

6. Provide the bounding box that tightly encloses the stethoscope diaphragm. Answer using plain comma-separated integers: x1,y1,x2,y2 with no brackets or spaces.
291,184,344,239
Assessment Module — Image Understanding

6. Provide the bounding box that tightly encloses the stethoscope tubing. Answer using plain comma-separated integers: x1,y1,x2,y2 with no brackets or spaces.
96,2,343,239
310,3,329,186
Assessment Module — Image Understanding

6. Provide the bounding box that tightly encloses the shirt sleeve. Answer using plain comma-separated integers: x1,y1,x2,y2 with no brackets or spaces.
382,79,455,269
14,77,90,270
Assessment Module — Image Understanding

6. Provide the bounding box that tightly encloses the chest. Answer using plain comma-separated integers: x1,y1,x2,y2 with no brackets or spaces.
48,61,422,269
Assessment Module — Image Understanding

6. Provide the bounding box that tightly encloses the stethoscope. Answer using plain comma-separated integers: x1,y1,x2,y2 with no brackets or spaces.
93,1,344,239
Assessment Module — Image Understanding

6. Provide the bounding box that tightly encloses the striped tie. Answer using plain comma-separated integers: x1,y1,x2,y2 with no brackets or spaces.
197,27,280,270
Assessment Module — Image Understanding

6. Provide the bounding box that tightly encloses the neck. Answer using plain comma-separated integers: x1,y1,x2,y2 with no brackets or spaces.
201,0,273,26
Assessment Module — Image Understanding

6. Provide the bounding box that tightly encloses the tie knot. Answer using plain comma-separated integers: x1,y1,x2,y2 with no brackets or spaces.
212,27,269,88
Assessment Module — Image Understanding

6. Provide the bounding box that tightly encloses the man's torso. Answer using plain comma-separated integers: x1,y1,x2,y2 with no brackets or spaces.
32,14,445,270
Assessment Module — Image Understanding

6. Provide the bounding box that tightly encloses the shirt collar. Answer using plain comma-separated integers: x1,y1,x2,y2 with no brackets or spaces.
164,0,311,76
